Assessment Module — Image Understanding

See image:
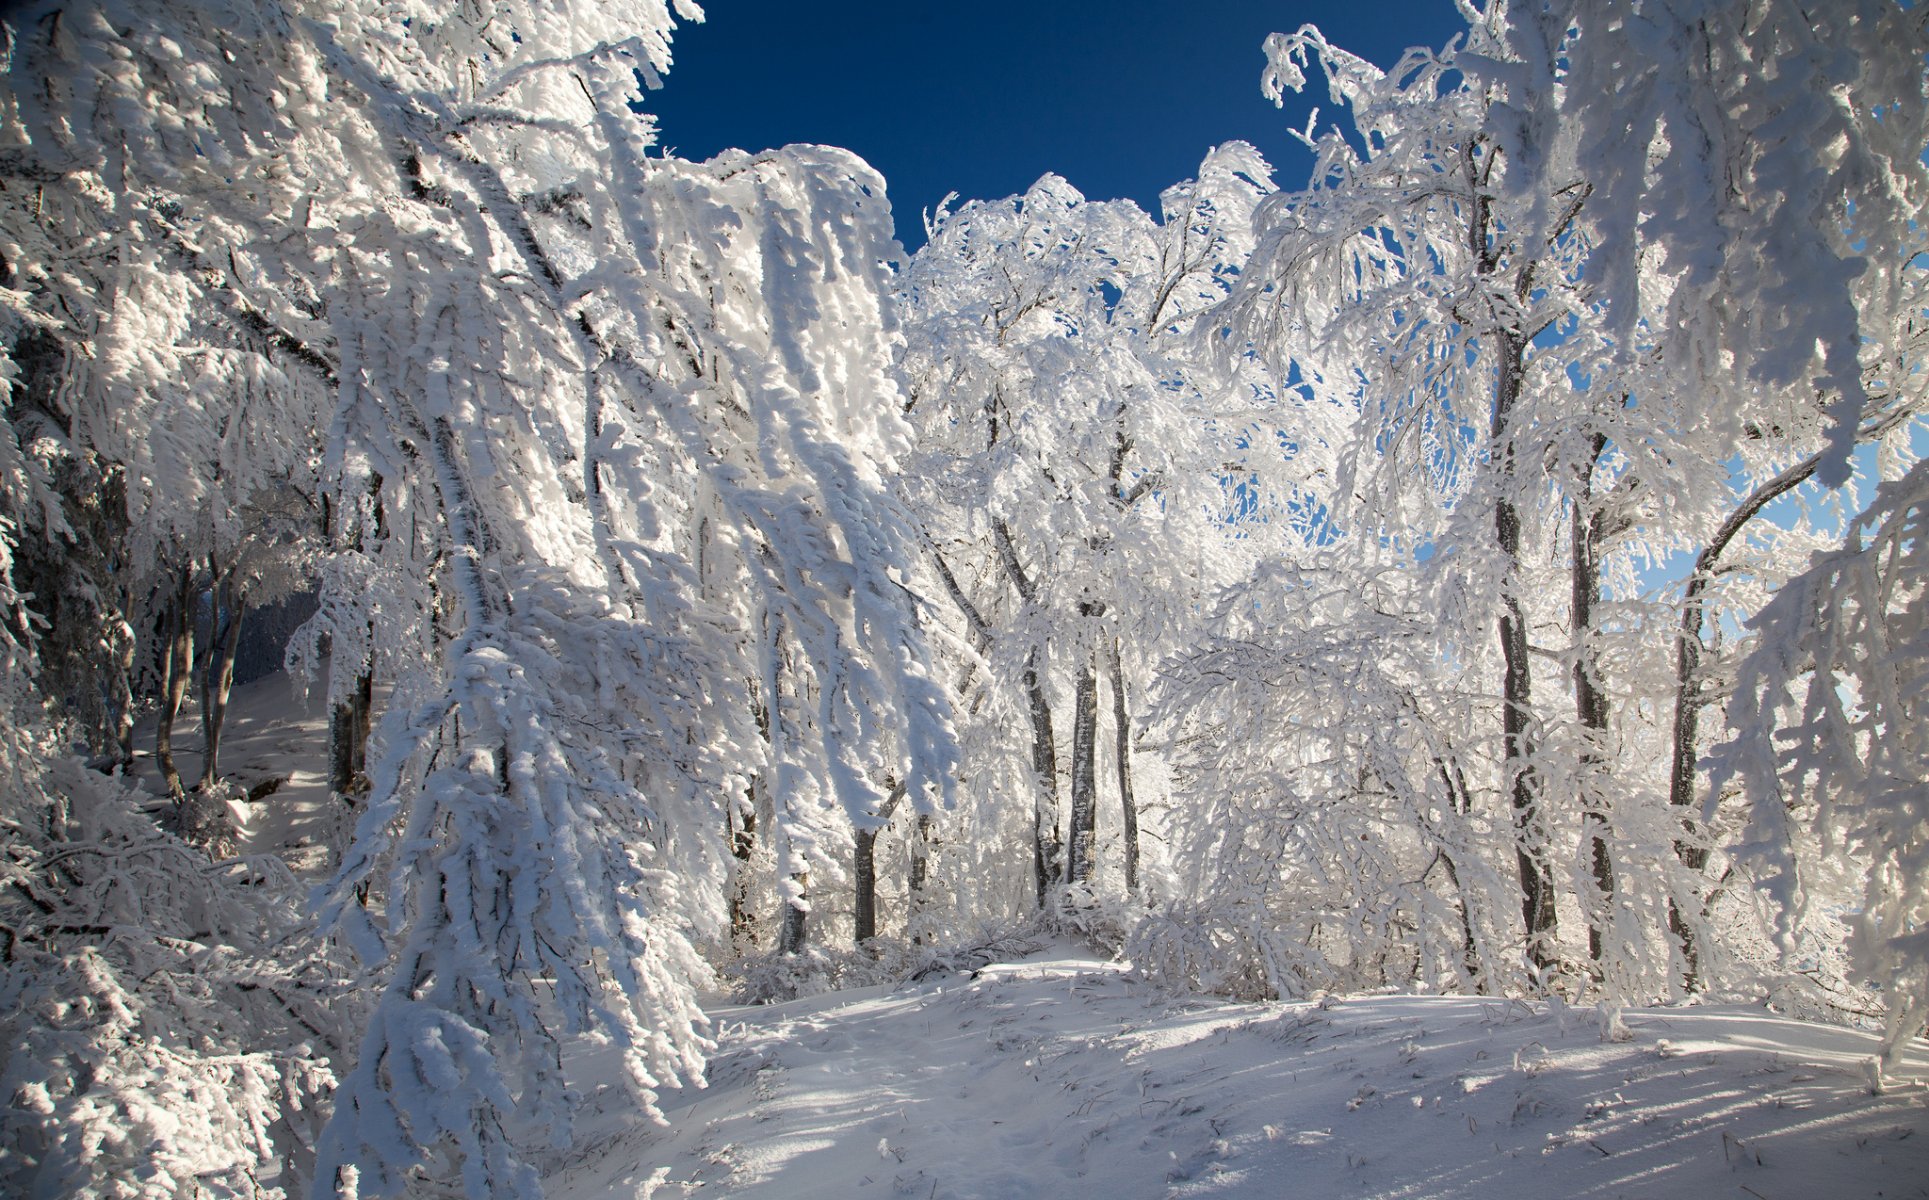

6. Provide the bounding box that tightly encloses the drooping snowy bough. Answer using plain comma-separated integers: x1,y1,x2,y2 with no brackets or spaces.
1717,457,1929,1079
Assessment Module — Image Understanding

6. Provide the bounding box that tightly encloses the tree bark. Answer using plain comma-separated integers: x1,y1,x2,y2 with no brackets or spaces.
328,670,374,804
1023,646,1060,906
328,476,383,807
196,565,246,791
1666,449,1823,988
155,564,195,801
107,575,137,773
1106,636,1140,896
1064,627,1100,886
853,827,878,946
1571,439,1615,966
995,520,1062,908
1492,333,1556,972
726,797,758,948
779,871,809,955
908,812,934,945
1465,142,1555,975
853,781,905,947
1430,756,1484,988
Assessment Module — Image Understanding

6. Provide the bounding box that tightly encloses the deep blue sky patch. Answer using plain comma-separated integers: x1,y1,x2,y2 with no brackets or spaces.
645,1,1470,248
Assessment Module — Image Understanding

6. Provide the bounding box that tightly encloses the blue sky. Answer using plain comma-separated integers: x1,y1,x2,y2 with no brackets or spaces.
645,1,1470,249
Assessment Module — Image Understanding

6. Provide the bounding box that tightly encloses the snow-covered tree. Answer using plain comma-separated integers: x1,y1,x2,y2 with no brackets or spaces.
1171,0,1926,1004
901,149,1276,915
1227,15,1600,976
1456,0,1929,990
1150,556,1520,998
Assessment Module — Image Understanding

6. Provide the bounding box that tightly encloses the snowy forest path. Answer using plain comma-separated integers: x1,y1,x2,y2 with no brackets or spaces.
123,671,337,871
555,944,1929,1200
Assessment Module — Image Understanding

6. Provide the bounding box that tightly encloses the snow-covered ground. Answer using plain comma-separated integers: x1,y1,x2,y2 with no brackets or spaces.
130,680,1929,1199
561,941,1928,1200
126,670,339,871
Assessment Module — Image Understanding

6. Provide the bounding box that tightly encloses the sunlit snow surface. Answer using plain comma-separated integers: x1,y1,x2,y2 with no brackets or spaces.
128,671,338,870
124,680,1928,1198
556,946,1928,1199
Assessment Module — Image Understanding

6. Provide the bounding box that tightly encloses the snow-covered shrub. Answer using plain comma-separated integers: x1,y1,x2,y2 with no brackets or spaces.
0,754,344,1199
1155,577,1523,1000
1123,898,1297,1002
1051,883,1135,956
726,939,939,1003
725,927,1052,1003
726,947,845,1005
2,948,335,1199
898,929,1048,983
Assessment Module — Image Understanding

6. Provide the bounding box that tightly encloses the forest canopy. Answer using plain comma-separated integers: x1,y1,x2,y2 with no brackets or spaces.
0,1,1924,1197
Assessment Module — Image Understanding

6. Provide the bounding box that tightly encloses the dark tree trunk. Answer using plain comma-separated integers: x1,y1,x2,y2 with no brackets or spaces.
853,828,878,945
1096,404,1148,897
1464,139,1557,976
1430,757,1483,988
328,669,374,803
779,871,809,955
1571,439,1615,965
1493,332,1556,972
995,520,1062,909
107,577,137,772
1106,636,1139,895
197,566,246,791
1666,611,1709,986
1064,627,1100,886
853,781,905,947
908,812,934,945
1023,645,1060,906
328,475,382,807
155,565,195,800
1667,450,1824,989
726,798,758,947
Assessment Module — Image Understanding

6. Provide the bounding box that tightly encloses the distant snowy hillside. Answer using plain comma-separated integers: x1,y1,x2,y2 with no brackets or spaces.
555,944,1929,1199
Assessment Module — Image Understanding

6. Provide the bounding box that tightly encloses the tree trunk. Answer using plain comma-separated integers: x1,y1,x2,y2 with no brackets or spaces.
1099,404,1146,897
908,812,934,945
1430,756,1484,989
1105,636,1139,895
779,871,809,955
726,797,758,948
1492,331,1556,972
1023,645,1060,906
853,781,905,947
995,520,1062,909
328,668,374,804
1064,624,1100,886
155,565,195,800
108,578,137,772
1571,441,1615,966
1666,587,1710,987
853,827,878,946
328,476,383,806
1462,140,1557,976
1667,450,1823,989
197,566,246,791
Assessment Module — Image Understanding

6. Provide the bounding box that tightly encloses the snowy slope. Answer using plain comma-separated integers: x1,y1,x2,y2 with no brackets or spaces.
119,680,1929,1199
560,943,1928,1200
